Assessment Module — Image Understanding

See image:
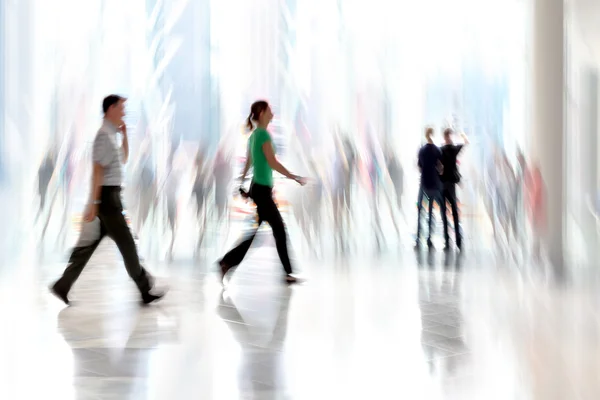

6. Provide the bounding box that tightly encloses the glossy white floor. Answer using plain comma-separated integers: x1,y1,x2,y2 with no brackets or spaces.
1,229,599,400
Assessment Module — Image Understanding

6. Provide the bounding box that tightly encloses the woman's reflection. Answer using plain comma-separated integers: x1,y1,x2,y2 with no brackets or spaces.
217,288,292,398
417,253,469,381
415,245,436,268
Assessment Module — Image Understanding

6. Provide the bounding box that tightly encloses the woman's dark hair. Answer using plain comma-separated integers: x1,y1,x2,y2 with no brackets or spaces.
246,100,269,131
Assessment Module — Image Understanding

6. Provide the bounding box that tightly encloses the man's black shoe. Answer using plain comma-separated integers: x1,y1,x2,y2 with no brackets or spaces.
50,283,70,305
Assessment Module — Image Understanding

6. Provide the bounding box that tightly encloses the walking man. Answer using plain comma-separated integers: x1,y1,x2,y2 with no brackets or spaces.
50,95,164,305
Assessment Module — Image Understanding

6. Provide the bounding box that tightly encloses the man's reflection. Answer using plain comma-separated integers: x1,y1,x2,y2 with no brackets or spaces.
217,288,292,398
417,255,469,381
444,249,464,270
57,306,177,398
415,246,436,268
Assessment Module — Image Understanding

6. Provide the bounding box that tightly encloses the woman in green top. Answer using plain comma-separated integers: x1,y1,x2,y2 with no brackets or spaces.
218,100,306,284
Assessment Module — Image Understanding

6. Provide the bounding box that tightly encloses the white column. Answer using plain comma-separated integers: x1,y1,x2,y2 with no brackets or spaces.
531,0,565,268
0,0,4,182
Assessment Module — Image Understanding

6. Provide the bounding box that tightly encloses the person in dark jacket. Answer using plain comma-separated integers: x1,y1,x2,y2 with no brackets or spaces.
440,128,469,251
416,127,443,248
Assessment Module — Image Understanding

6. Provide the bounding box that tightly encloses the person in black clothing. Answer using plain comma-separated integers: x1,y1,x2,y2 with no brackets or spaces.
440,128,469,251
218,101,306,285
416,127,444,248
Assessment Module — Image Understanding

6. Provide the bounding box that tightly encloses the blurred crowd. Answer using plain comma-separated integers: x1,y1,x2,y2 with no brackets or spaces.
34,123,546,261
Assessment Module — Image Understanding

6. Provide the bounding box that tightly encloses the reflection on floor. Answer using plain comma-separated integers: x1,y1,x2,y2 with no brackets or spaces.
0,239,598,400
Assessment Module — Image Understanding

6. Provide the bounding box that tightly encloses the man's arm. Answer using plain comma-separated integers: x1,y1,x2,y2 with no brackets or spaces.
456,133,469,155
89,163,104,204
87,132,112,221
83,163,104,222
460,132,469,145
436,160,444,175
120,124,129,164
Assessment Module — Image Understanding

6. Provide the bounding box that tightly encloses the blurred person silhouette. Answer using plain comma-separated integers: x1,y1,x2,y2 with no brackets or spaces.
496,151,517,251
161,147,181,261
60,136,77,241
415,127,444,249
513,149,528,245
305,153,327,253
483,146,499,240
440,128,469,251
290,145,327,257
41,136,76,248
364,134,384,249
218,100,306,285
284,134,308,247
364,132,400,250
384,143,405,223
192,146,212,255
36,148,56,223
129,136,156,241
50,95,164,305
330,131,357,252
213,141,233,240
121,135,155,264
525,161,545,261
341,136,357,211
306,152,330,251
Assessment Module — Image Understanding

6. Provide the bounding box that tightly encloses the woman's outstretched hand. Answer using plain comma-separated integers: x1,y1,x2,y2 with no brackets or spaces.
293,175,307,186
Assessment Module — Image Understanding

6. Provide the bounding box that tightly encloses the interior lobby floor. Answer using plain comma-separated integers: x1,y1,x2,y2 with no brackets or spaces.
0,236,598,400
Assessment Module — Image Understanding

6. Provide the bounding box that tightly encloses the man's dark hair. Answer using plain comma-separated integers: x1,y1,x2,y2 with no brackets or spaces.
102,94,126,114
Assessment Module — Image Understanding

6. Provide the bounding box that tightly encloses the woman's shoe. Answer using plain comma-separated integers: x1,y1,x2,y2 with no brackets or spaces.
285,275,302,284
218,260,231,284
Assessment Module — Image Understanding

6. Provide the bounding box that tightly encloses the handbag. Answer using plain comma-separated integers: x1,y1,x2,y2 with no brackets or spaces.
75,216,101,247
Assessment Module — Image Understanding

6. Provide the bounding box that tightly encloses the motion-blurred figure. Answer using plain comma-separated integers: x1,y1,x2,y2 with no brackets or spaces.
416,127,444,249
496,151,517,251
483,147,499,239
525,162,545,260
129,137,156,240
384,144,405,222
291,148,327,256
42,137,76,248
218,101,306,284
440,128,469,251
330,132,357,252
513,150,528,245
213,143,233,242
364,135,384,248
36,148,56,223
164,150,180,261
305,154,327,251
50,95,164,305
192,147,212,255
363,133,399,249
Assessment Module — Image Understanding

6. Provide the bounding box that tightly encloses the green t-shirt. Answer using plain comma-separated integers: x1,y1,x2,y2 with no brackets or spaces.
249,128,274,187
